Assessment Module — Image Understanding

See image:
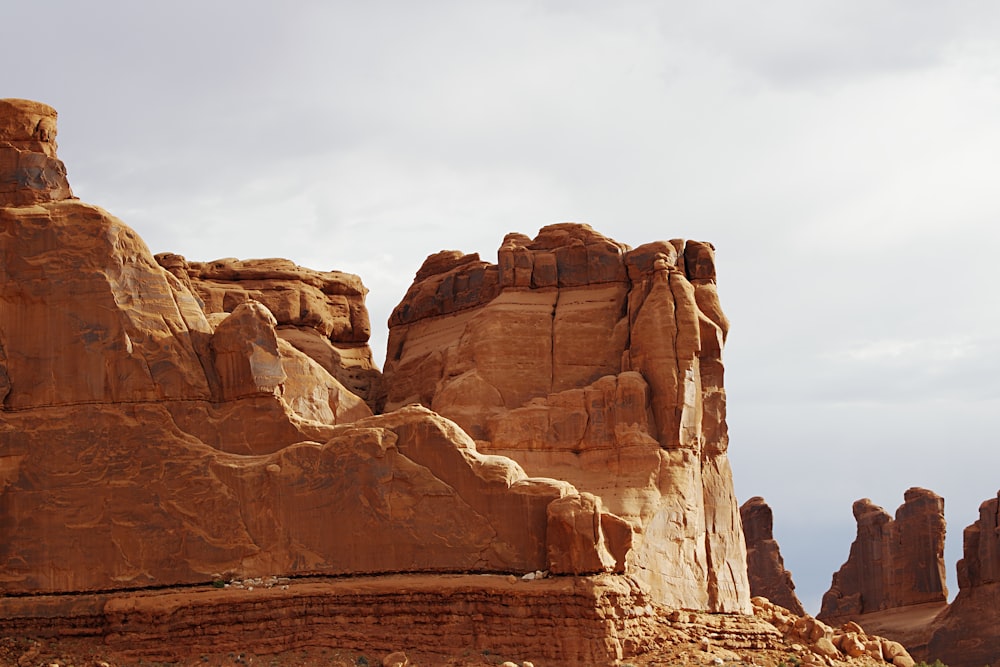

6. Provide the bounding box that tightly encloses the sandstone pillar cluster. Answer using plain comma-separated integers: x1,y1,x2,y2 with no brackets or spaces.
813,487,1000,667
820,488,948,621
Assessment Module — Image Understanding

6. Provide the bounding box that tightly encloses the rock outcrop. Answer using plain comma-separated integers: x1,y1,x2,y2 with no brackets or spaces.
0,95,934,667
0,577,916,667
926,490,1000,667
752,597,916,667
742,496,806,615
382,225,750,612
0,99,73,206
820,488,948,621
0,99,608,595
156,253,382,409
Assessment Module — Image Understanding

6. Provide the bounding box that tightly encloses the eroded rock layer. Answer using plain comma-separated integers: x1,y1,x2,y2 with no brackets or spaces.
742,496,806,615
0,575,657,666
383,225,750,612
0,577,915,667
820,488,948,621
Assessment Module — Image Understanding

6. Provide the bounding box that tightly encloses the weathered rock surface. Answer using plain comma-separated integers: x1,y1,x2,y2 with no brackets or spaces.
382,224,750,612
820,488,948,622
742,496,806,615
156,252,382,409
926,490,1000,667
0,101,610,595
0,99,73,206
752,597,916,667
0,577,915,667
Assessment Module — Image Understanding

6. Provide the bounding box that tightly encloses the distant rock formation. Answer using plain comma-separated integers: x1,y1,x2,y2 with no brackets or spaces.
382,226,750,612
741,496,805,615
820,488,948,621
927,490,1000,667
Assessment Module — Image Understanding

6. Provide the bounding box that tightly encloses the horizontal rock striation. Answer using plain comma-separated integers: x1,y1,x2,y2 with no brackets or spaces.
0,574,658,666
383,224,749,612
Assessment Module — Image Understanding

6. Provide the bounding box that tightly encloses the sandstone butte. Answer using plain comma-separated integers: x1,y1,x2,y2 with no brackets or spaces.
0,98,920,667
741,496,805,616
820,488,949,622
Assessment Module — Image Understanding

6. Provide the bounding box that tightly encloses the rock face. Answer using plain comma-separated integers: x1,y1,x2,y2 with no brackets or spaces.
820,488,948,621
741,496,806,615
382,225,750,612
0,99,749,622
0,99,612,594
0,577,918,667
0,574,661,666
0,99,73,206
156,253,382,409
926,490,1000,667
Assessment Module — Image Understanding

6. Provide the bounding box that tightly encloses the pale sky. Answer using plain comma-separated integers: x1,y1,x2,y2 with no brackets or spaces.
8,1,1000,613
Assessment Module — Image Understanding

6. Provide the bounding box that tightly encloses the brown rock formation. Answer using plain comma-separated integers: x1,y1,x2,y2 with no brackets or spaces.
820,488,948,621
752,597,916,667
0,574,660,666
926,490,1000,667
0,101,609,594
741,496,806,615
156,253,382,409
0,99,73,206
382,224,750,612
0,578,917,667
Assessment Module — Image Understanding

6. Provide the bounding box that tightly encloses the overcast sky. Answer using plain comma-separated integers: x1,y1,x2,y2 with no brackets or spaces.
8,1,1000,613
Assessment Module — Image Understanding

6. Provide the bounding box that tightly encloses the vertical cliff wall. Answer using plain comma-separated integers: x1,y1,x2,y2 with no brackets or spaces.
382,225,751,612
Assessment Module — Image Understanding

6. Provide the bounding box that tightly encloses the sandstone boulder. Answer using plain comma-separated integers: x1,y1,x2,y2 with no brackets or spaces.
741,496,806,615
820,488,947,621
382,223,750,612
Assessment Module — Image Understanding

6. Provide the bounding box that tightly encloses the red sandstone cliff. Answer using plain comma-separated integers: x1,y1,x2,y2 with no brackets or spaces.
382,227,750,612
926,490,1000,667
741,496,806,615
